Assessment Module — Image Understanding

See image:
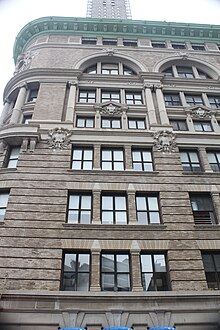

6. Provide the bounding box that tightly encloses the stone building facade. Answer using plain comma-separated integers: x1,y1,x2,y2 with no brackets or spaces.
0,15,220,330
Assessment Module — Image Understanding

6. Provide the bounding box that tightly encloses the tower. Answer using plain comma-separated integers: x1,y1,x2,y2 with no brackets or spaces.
86,0,132,19
0,6,220,330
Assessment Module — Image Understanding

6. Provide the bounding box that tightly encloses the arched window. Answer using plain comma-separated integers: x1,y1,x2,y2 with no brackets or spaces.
83,62,136,75
162,65,211,79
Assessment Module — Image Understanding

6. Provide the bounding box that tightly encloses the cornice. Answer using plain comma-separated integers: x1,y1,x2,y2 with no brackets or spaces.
13,16,220,62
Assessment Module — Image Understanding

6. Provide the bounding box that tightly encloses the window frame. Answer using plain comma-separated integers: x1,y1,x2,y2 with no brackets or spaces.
180,150,202,172
101,90,120,103
140,252,169,291
61,251,91,291
202,252,220,290
125,91,143,105
207,150,220,172
101,252,131,291
190,193,217,225
193,121,213,132
78,90,96,103
101,194,128,224
0,191,9,222
128,118,146,130
67,193,92,224
101,117,121,129
136,194,161,225
185,95,204,106
164,94,181,107
208,95,220,109
170,119,188,131
71,147,93,170
6,146,20,168
132,149,153,172
76,117,94,128
101,148,124,171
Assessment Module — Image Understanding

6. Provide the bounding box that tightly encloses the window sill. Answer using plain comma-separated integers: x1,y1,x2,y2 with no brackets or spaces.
62,223,167,229
67,169,159,175
0,168,17,172
194,224,220,229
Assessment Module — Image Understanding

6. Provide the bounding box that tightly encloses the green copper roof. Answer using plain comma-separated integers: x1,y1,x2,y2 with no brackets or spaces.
13,16,220,62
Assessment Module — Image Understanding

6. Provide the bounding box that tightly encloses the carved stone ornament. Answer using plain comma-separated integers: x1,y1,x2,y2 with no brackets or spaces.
99,102,126,116
189,106,212,119
103,48,117,56
175,52,189,60
47,127,72,151
154,130,176,153
14,51,38,75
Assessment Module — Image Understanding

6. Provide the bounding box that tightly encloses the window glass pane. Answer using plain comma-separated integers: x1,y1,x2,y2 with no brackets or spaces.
115,211,127,224
144,163,153,171
77,119,84,127
189,152,199,162
83,161,92,170
114,162,124,170
142,273,153,291
203,254,215,271
154,255,166,272
214,255,220,271
102,196,113,210
115,196,126,210
141,254,153,272
117,255,129,272
72,161,81,170
102,150,112,160
112,120,121,128
73,149,82,159
148,197,159,210
102,254,114,271
128,120,136,129
117,273,130,290
102,212,113,224
84,150,93,160
136,197,146,210
68,210,78,223
114,151,123,160
69,195,79,208
81,196,91,209
64,253,76,271
78,254,90,271
102,119,110,128
142,151,152,161
149,212,160,224
137,121,145,129
77,273,90,291
137,212,148,224
87,119,94,127
0,209,6,221
180,152,188,162
102,274,114,290
102,162,112,170
133,163,142,171
10,147,20,158
208,153,216,163
7,159,18,168
80,210,91,223
132,151,141,161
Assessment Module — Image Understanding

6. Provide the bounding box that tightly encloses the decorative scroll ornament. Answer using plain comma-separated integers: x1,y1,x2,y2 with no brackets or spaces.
190,106,212,118
47,127,72,151
103,48,117,56
98,102,127,116
14,51,38,75
154,130,176,153
175,52,189,60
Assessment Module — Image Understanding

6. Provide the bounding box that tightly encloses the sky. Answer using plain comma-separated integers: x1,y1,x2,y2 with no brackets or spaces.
0,0,220,104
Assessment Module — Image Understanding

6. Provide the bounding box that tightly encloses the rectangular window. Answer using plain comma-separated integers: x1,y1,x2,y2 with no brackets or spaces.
0,192,9,221
123,40,137,47
176,66,194,78
172,43,186,49
82,38,96,45
194,121,212,132
185,95,203,106
132,149,153,171
101,118,121,129
180,150,201,172
140,253,168,291
208,95,220,109
71,147,93,170
125,92,143,105
207,151,220,172
62,252,90,291
170,119,188,131
27,89,38,102
101,148,124,170
22,114,32,124
103,39,117,46
164,94,181,106
191,44,205,50
76,117,94,128
101,253,130,291
101,194,127,224
79,90,96,103
128,118,145,129
101,63,119,75
101,91,120,103
152,41,166,48
67,193,92,224
136,194,160,224
190,193,217,225
202,253,220,289
7,147,20,168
